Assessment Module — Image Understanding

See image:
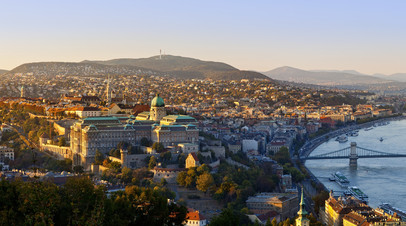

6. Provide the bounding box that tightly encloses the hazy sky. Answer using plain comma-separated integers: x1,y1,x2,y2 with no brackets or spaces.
1,1,405,74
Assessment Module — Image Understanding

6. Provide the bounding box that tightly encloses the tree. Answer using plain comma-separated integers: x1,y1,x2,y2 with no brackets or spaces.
265,219,272,226
94,150,104,165
103,158,112,167
160,151,172,162
196,172,214,193
160,178,167,186
109,162,121,171
58,137,67,147
113,149,120,158
140,137,150,147
209,208,251,226
177,153,187,168
148,156,157,169
196,164,210,174
63,177,106,225
73,165,84,174
176,171,187,186
273,146,291,165
121,167,132,183
271,218,277,226
152,142,164,153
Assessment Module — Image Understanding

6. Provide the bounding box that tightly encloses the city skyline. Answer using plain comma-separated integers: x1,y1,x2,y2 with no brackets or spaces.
1,0,406,75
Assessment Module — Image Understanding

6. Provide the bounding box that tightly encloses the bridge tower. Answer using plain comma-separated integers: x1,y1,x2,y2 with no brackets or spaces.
349,142,358,167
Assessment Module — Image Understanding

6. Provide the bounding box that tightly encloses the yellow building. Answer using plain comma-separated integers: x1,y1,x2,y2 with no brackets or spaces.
246,192,299,220
324,192,371,226
324,192,405,226
185,152,200,169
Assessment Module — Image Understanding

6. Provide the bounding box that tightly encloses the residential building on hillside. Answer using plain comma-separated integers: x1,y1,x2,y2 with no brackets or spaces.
185,209,207,226
185,152,200,168
246,192,299,220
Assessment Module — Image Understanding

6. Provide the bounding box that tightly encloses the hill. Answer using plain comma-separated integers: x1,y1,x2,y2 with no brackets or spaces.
0,69,8,75
263,66,392,86
5,62,160,78
83,55,270,80
372,73,406,83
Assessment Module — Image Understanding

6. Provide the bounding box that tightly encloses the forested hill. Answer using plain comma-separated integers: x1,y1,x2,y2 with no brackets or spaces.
83,55,271,81
4,55,271,81
5,62,159,78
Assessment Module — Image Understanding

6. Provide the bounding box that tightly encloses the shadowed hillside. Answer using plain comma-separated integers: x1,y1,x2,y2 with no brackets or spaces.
84,55,270,80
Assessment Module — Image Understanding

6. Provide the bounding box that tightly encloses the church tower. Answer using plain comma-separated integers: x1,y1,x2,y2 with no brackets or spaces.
20,85,25,98
150,94,166,122
296,188,310,226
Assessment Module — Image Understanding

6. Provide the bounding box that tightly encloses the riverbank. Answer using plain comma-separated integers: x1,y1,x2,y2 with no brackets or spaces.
304,118,406,210
295,115,406,196
299,115,405,159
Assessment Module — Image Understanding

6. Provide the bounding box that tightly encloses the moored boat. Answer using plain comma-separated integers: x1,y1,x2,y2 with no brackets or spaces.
346,186,368,203
332,171,350,187
349,131,359,137
336,135,348,143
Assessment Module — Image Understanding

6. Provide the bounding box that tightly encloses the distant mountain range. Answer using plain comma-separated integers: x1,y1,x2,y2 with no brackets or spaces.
4,55,406,91
265,66,406,84
3,55,270,81
263,66,395,86
372,73,406,83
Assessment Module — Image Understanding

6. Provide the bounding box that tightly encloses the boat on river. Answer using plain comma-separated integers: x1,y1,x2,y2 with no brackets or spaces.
345,186,368,203
379,203,406,220
332,171,350,187
336,135,348,143
349,131,359,137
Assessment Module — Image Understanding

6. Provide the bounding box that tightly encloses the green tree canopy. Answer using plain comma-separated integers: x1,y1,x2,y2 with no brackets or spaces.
148,156,157,169
94,150,104,165
152,142,164,153
196,172,214,193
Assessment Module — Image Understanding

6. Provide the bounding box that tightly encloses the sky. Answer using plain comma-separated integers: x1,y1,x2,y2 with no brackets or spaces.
0,0,405,75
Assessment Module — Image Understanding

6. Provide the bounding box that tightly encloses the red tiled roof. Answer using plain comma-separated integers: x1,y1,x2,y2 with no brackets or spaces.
257,210,279,222
133,105,150,115
190,152,199,162
186,211,206,221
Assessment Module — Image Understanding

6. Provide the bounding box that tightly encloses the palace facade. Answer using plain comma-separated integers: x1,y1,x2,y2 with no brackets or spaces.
71,94,199,170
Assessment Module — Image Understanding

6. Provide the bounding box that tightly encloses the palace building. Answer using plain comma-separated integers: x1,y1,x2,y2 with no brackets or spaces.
71,94,199,170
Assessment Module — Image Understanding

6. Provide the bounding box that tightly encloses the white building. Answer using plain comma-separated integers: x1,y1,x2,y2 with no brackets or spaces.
178,143,199,154
185,210,207,226
242,139,258,153
0,146,14,161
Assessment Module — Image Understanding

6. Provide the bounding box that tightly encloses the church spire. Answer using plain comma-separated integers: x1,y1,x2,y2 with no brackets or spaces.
296,187,310,226
298,187,308,216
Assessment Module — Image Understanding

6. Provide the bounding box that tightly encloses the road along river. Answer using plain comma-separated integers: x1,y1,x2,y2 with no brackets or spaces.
305,119,406,210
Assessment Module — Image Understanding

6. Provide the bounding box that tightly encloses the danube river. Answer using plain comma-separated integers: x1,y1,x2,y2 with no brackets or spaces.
305,119,406,210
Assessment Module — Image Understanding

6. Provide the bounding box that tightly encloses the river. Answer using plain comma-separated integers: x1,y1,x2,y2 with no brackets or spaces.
305,119,406,210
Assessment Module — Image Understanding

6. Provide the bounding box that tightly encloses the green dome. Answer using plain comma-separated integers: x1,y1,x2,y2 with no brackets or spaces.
151,94,165,107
